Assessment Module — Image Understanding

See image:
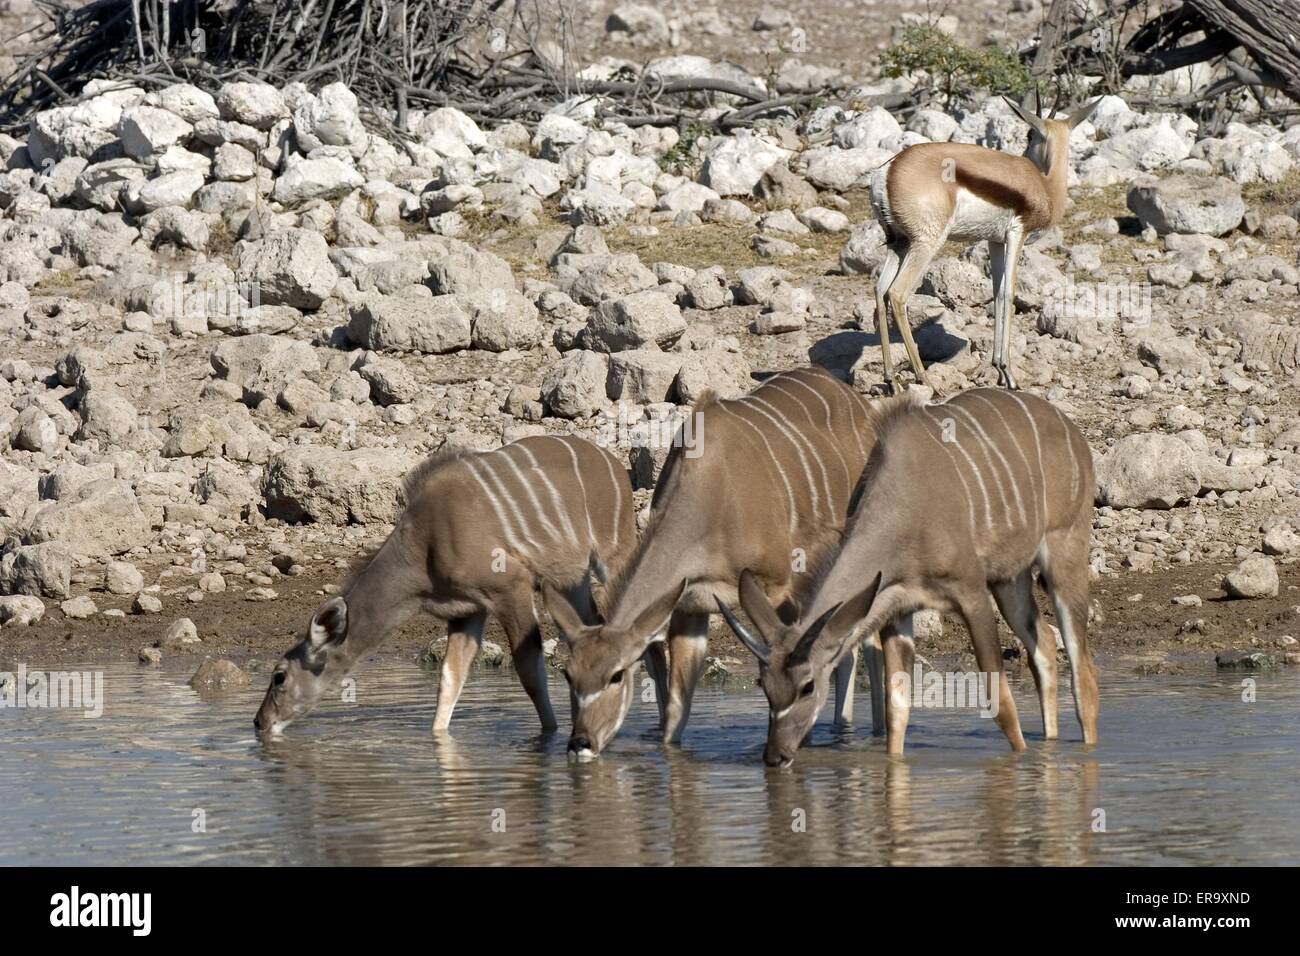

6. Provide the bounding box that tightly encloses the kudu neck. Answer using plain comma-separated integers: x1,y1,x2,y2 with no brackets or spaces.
338,529,424,662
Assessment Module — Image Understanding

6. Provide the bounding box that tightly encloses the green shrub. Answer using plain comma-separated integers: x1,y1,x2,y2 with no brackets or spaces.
880,25,1033,109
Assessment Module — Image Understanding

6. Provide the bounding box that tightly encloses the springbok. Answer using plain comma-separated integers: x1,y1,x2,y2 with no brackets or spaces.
718,388,1098,767
868,95,1100,392
254,435,636,736
542,366,898,758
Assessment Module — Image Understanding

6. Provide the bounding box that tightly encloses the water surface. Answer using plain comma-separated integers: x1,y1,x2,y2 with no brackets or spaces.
2,660,1296,865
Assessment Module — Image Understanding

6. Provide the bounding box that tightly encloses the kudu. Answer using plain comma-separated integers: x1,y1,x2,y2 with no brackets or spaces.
719,388,1098,767
542,366,893,758
868,93,1101,391
254,435,636,736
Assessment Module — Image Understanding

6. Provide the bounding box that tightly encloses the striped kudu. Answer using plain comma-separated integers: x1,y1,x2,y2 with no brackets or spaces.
254,435,636,736
719,388,1098,767
868,95,1100,391
542,366,896,758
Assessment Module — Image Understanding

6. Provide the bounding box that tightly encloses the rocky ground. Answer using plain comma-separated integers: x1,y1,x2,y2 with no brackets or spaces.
1,3,1298,686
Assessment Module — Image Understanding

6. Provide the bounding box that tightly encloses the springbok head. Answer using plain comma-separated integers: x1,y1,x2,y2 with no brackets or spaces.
542,578,687,759
1004,90,1101,173
718,570,880,768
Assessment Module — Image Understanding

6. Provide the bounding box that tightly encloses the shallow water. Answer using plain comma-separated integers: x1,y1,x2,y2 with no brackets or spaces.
2,659,1297,865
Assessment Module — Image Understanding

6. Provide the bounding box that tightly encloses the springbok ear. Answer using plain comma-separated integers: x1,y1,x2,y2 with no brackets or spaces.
791,573,883,665
309,596,348,649
541,584,594,644
628,578,687,642
737,570,785,643
1067,98,1102,129
1004,96,1044,135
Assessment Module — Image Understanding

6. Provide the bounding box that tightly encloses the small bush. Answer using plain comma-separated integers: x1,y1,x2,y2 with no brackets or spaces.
880,25,1033,109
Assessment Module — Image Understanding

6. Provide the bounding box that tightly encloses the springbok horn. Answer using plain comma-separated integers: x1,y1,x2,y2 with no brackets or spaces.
715,596,770,664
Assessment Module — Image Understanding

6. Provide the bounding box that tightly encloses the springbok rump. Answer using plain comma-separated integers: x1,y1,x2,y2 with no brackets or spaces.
868,93,1100,392
543,365,901,758
254,435,636,736
719,387,1098,767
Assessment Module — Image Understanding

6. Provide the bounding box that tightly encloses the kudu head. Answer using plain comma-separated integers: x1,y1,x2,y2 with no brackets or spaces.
254,596,351,735
719,570,880,768
542,577,687,759
1004,90,1100,175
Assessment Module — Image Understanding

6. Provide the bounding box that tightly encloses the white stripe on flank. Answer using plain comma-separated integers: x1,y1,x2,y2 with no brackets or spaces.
1051,405,1081,505
475,456,543,553
747,395,834,515
599,446,623,552
463,457,523,553
716,403,799,535
1006,391,1049,524
967,392,1039,534
516,443,580,544
804,370,869,461
764,380,854,496
500,445,567,544
924,408,992,530
920,416,977,532
556,437,599,551
949,404,1026,527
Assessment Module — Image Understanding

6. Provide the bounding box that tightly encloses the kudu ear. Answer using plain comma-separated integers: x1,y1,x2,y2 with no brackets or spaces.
308,596,348,650
586,549,609,586
541,583,596,644
790,573,883,666
1004,96,1045,135
737,570,785,642
628,578,687,644
776,596,801,626
1067,97,1102,130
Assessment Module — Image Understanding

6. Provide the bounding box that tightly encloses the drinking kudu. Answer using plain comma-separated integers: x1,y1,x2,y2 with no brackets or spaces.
255,435,635,735
542,366,905,758
719,388,1099,767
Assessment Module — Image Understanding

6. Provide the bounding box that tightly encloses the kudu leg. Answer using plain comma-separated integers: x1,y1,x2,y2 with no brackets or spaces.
432,610,487,733
662,610,710,745
992,570,1059,740
859,631,886,736
498,588,558,733
832,642,859,728
643,640,670,729
874,242,904,392
881,619,916,756
1044,526,1099,745
958,590,1027,752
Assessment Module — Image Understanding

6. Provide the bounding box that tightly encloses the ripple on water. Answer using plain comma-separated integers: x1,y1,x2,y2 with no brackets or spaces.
1,662,1298,865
